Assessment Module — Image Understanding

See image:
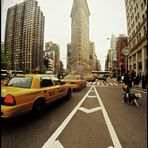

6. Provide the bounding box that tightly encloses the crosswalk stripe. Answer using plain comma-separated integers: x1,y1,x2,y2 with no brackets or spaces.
110,82,113,86
113,82,118,86
87,81,118,86
97,82,100,85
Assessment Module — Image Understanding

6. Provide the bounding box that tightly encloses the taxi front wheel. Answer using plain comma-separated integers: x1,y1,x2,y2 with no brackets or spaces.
66,89,72,99
32,99,45,117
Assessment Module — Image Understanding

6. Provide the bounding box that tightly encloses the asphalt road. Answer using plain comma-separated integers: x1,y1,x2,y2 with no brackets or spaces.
1,80,147,148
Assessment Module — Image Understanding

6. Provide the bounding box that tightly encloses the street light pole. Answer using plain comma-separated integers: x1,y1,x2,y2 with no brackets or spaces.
122,47,129,73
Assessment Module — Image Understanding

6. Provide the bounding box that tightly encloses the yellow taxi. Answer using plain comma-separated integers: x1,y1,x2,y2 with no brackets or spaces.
85,75,96,82
61,75,86,91
1,74,72,118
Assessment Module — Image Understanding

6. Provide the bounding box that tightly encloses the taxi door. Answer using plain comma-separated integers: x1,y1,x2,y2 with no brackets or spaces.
52,79,67,98
40,76,59,103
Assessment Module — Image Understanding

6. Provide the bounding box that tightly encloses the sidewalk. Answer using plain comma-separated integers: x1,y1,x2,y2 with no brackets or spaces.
133,85,147,93
112,78,147,93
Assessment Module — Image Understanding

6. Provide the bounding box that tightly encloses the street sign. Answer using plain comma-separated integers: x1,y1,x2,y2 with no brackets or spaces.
122,47,129,56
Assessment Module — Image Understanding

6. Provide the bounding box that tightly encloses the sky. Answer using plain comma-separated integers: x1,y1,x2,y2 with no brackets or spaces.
1,0,127,70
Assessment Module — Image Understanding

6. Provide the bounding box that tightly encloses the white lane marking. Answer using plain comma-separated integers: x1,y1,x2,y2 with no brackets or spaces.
113,82,118,86
87,95,97,98
97,82,100,85
90,90,95,92
42,86,94,148
110,82,113,86
79,107,101,113
93,82,96,85
48,140,64,148
93,86,122,148
107,146,114,148
88,82,92,85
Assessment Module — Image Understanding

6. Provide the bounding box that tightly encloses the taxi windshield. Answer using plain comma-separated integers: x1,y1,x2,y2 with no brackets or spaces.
7,76,32,88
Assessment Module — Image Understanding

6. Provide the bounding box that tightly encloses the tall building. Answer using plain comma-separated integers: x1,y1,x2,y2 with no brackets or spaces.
116,35,127,75
1,41,4,52
124,0,147,76
67,43,72,74
109,34,117,70
1,41,7,69
45,41,60,74
43,50,55,72
97,60,102,71
106,34,127,76
89,41,97,71
4,0,45,73
70,0,90,75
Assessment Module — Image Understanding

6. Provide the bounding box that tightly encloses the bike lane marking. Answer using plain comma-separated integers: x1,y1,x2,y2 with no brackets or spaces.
93,86,122,148
79,106,101,113
42,86,122,148
42,86,94,148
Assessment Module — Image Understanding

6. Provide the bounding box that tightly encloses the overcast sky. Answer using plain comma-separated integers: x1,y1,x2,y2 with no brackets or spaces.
1,0,127,70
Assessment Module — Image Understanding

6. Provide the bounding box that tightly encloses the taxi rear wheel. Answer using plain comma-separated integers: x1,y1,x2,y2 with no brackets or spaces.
32,99,45,117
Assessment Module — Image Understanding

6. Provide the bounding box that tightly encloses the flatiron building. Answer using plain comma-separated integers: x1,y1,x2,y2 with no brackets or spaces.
70,0,90,75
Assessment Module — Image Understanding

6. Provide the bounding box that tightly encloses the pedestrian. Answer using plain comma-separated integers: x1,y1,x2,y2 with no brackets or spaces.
128,65,133,76
123,71,132,93
117,75,121,83
136,73,141,85
103,74,107,84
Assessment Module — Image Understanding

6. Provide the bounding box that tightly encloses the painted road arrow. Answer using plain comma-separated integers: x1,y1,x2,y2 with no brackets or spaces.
79,106,101,113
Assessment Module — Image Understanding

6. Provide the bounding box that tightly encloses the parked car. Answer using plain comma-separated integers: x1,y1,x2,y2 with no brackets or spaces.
1,74,72,118
61,75,86,91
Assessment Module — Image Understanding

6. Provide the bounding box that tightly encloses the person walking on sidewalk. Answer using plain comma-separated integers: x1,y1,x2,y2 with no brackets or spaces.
123,71,132,93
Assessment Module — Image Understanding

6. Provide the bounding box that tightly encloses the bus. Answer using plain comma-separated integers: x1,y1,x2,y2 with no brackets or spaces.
91,71,112,80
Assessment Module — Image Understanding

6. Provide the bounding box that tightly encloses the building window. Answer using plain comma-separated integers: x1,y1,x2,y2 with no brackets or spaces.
133,54,136,62
139,33,141,39
142,14,145,22
133,63,136,69
138,62,142,69
143,0,146,4
138,51,142,59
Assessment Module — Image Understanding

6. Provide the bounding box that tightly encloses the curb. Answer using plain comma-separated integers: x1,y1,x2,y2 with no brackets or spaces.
111,78,147,93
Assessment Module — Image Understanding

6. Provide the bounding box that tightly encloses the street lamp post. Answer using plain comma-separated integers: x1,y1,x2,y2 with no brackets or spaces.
122,47,129,73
